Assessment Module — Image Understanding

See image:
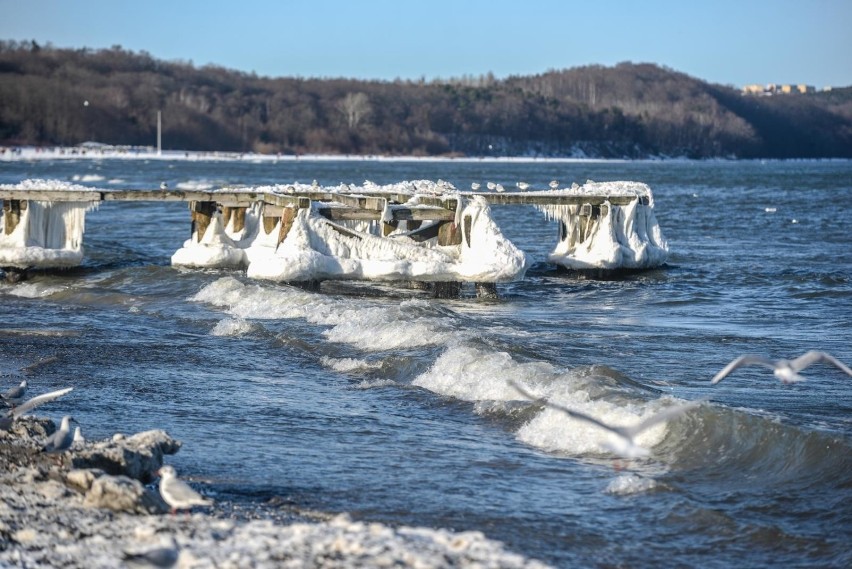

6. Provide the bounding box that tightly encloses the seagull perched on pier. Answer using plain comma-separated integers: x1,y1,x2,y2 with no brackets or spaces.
159,182,168,190
495,184,505,193
1,380,27,407
549,180,559,190
517,182,530,191
42,415,78,455
157,465,214,514
486,182,496,191
509,381,702,458
471,182,481,191
711,351,852,385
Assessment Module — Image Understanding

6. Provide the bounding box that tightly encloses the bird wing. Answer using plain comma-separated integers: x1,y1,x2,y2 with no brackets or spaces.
710,355,776,384
9,387,74,419
625,399,704,438
509,381,622,438
790,351,852,376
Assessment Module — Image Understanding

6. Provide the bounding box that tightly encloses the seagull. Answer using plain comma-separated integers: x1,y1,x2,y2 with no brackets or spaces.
72,426,85,448
495,184,505,193
159,182,168,190
517,182,530,191
549,180,559,190
711,351,852,385
509,381,702,458
471,182,481,191
3,387,74,422
1,379,27,407
157,465,214,514
43,415,78,455
486,182,496,191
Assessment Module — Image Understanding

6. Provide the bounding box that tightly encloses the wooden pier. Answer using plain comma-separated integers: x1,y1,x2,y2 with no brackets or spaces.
0,183,658,295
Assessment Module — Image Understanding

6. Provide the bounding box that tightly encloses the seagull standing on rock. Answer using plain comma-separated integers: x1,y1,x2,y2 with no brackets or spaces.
711,351,852,384
1,379,27,407
42,415,77,456
157,465,214,514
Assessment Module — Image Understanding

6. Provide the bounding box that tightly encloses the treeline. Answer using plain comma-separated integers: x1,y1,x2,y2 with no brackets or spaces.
1,40,851,158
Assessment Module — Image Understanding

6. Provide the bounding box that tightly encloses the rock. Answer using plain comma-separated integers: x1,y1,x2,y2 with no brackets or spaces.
83,474,168,515
65,468,105,492
71,430,181,482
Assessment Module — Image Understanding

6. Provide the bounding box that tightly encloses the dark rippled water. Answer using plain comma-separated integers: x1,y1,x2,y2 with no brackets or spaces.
1,157,850,568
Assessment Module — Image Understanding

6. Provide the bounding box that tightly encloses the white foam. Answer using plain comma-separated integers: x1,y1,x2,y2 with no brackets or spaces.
412,345,558,402
192,278,457,351
70,174,105,182
320,357,384,373
0,281,66,298
211,318,254,337
604,474,659,495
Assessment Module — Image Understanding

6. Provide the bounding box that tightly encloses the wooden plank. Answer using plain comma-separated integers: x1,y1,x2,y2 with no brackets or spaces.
458,193,642,206
317,206,455,222
0,190,102,202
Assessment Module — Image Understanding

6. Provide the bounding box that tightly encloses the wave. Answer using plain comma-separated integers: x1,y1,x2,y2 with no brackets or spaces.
189,276,851,487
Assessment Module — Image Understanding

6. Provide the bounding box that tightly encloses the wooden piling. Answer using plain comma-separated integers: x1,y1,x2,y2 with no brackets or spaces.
434,221,463,298
277,207,297,246
190,201,217,242
2,199,26,235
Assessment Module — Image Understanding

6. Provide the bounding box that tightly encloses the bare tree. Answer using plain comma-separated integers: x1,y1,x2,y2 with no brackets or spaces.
337,92,371,129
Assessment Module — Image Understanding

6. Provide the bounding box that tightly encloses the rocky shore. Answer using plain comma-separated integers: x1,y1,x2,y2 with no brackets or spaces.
1,417,549,568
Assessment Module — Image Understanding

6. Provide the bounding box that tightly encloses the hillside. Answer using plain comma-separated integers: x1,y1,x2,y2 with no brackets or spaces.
1,40,850,158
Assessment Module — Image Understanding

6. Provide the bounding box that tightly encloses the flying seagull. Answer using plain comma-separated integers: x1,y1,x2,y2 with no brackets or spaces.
4,387,74,421
509,380,702,458
711,351,852,385
157,465,214,514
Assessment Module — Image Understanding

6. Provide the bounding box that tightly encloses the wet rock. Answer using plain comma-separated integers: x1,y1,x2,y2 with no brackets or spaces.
71,430,181,482
65,468,104,492
83,474,167,515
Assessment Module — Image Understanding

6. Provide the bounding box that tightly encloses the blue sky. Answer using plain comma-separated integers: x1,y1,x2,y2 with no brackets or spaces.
1,0,850,88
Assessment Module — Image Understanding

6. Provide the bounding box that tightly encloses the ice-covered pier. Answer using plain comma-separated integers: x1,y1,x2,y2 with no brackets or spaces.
0,179,668,296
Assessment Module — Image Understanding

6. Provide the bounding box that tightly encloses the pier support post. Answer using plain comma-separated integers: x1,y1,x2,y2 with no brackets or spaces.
190,201,217,242
433,221,462,298
3,199,25,235
277,206,297,247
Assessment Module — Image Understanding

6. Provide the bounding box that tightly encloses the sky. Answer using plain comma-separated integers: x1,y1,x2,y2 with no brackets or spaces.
1,0,850,88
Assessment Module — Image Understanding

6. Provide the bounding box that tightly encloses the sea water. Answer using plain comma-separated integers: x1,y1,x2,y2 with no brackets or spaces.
1,157,850,568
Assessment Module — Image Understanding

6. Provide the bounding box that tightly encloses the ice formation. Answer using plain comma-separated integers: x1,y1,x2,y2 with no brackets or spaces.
536,181,668,270
245,195,527,283
0,180,99,269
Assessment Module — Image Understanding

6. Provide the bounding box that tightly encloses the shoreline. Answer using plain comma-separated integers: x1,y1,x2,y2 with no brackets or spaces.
0,416,549,568
4,145,850,165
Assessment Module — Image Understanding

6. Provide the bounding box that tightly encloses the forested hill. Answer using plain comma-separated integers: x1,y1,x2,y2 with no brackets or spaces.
1,41,851,159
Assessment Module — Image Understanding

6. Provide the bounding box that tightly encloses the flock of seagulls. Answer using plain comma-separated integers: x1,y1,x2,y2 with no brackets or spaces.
2,357,214,516
510,350,852,459
469,180,560,193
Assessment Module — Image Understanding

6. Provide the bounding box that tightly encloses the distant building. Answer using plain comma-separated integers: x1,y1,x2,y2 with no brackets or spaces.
742,83,817,96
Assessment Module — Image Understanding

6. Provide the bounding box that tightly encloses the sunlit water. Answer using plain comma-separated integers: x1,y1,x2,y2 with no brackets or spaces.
1,157,850,567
